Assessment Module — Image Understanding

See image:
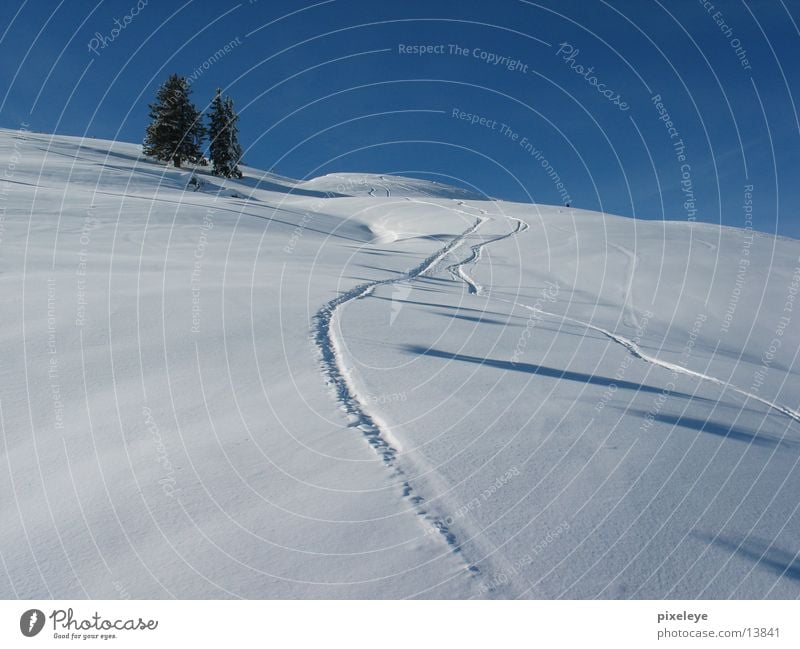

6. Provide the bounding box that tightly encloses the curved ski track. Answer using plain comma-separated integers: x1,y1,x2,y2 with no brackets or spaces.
312,206,485,573
447,211,529,295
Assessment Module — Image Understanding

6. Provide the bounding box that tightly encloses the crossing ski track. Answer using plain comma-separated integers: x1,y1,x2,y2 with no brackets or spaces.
443,202,529,295
442,206,800,427
439,205,800,427
311,202,487,578
506,304,800,426
368,178,391,197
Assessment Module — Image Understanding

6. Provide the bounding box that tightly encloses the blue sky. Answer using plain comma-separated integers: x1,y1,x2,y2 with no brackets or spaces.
2,0,799,236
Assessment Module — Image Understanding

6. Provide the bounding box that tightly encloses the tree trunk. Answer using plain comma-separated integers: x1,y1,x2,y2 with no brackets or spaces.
173,156,181,168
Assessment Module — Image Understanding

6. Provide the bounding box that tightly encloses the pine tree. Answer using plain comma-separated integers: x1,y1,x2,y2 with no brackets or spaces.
208,89,243,179
143,74,206,168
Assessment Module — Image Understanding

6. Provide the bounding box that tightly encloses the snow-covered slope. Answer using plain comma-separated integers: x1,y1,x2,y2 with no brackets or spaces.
1,129,798,599
295,172,486,200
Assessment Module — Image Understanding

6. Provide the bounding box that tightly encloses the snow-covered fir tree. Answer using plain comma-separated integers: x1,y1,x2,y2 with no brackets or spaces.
208,89,243,179
143,74,206,168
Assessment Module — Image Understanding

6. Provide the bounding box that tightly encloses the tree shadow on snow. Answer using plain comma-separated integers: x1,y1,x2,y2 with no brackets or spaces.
625,410,797,449
370,295,512,319
695,532,800,582
437,311,517,327
402,345,704,400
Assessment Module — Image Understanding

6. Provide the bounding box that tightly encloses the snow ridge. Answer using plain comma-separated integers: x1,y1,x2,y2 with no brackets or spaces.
312,211,485,570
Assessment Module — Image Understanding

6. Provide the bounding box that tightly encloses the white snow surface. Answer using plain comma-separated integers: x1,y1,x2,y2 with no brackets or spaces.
1,129,799,599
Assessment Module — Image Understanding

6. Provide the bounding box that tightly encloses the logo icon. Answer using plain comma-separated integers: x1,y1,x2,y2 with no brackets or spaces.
20,609,45,637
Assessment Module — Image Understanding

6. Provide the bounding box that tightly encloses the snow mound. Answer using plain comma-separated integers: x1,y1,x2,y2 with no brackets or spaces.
297,172,487,199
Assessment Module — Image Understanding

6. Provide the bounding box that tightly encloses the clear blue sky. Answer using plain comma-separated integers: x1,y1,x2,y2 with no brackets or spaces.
2,0,799,236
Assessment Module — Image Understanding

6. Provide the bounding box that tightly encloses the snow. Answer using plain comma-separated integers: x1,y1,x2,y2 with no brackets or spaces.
0,128,798,599
296,172,486,200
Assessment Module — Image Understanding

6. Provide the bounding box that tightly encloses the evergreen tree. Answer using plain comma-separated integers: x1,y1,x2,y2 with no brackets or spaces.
208,89,243,179
143,74,206,168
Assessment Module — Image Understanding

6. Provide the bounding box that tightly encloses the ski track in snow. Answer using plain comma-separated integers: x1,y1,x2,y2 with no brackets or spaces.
315,196,799,593
438,208,800,427
475,296,800,430
368,179,391,197
517,306,800,425
446,206,529,295
694,238,717,252
312,207,485,574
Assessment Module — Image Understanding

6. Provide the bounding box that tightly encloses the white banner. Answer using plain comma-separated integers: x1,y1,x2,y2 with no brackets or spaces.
0,600,796,648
